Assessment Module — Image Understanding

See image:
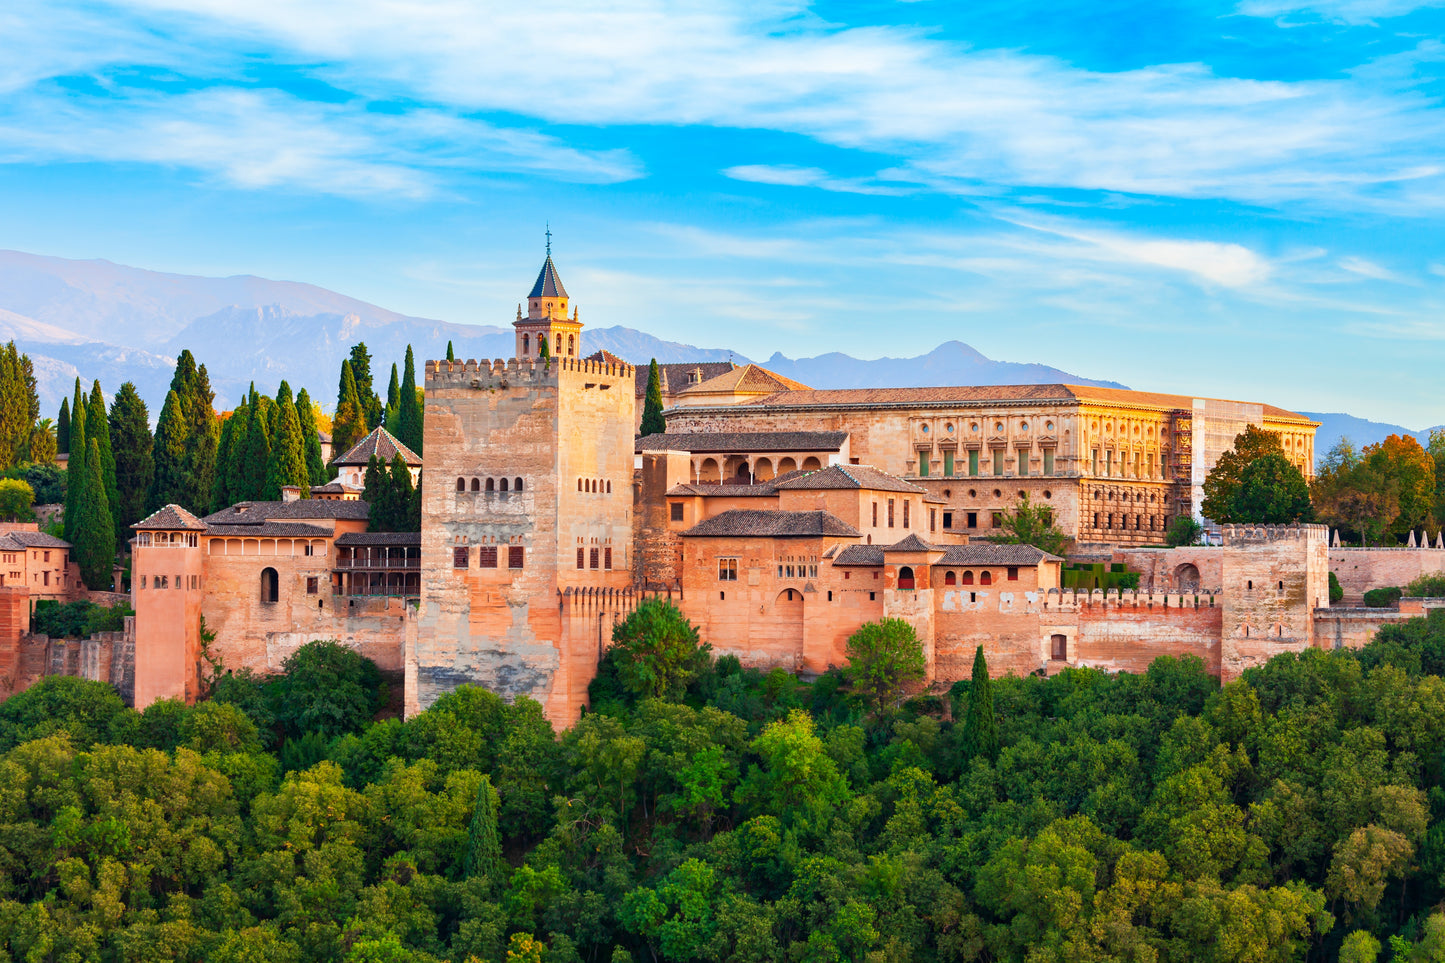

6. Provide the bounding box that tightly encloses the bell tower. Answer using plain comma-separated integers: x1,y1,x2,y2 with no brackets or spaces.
514,232,583,360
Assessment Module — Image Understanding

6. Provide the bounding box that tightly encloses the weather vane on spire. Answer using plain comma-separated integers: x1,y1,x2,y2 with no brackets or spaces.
545,223,552,257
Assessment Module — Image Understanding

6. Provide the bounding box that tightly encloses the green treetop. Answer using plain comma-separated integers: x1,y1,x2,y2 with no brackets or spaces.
148,390,190,512
107,383,153,534
167,351,219,514
446,340,455,362
87,382,118,533
1201,425,1283,522
995,492,1067,556
609,598,710,701
397,345,423,455
463,773,503,882
641,358,665,436
0,342,38,469
383,362,401,435
843,618,926,717
264,388,309,500
63,380,86,541
239,400,272,502
56,396,69,455
960,645,999,762
1231,452,1313,523
72,438,116,592
295,388,327,487
332,360,367,460
349,343,384,429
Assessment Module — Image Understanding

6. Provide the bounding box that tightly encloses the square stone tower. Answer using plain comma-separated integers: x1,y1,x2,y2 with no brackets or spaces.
410,257,636,726
130,505,208,709
1219,522,1329,679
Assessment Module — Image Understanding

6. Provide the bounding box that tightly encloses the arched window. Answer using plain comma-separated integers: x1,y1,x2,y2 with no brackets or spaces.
486,478,495,492
260,567,279,603
568,334,575,355
556,334,562,354
945,571,956,586
471,478,480,492
522,333,530,354
515,478,524,492
962,570,974,585
578,478,583,491
980,571,993,585
898,566,916,590
606,480,611,493
456,477,465,491
499,478,509,492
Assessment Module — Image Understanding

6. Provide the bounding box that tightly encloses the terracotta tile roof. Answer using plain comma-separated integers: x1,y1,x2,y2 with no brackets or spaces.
666,483,779,497
773,464,925,494
635,431,848,454
884,534,936,552
937,543,1063,564
528,255,568,298
1063,385,1316,422
0,531,70,548
678,363,810,396
585,349,628,366
736,384,1077,409
832,545,883,566
310,481,364,494
331,426,421,468
203,500,370,524
206,522,333,538
334,532,422,547
133,504,208,531
681,509,860,538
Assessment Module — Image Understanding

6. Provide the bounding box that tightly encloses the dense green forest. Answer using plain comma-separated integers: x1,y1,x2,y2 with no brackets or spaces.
6,606,1445,962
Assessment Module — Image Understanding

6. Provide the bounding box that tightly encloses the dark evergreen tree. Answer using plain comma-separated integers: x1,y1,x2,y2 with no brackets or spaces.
148,391,189,511
960,645,999,763
211,410,237,510
72,439,115,591
332,361,367,461
463,774,503,882
363,455,389,531
108,383,153,535
56,397,69,455
397,345,422,455
295,389,327,487
349,343,384,429
62,381,86,541
446,340,455,363
239,402,272,503
168,351,219,514
0,343,38,468
391,453,419,532
383,363,401,435
641,359,666,436
264,388,309,500
223,403,251,504
87,382,118,537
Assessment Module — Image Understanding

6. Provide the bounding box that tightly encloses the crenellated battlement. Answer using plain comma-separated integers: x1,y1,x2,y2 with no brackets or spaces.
1221,522,1328,545
1039,588,1219,612
425,356,636,390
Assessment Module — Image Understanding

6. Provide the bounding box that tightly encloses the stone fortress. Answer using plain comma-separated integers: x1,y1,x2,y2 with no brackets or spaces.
5,252,1441,726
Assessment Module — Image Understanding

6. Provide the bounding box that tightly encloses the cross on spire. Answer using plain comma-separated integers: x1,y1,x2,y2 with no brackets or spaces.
545,223,552,256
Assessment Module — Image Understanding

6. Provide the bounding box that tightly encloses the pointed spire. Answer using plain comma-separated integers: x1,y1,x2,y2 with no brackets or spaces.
1332,528,1340,547
1409,530,1418,548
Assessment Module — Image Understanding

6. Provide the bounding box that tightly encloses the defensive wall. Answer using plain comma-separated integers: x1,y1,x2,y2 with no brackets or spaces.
1330,546,1445,604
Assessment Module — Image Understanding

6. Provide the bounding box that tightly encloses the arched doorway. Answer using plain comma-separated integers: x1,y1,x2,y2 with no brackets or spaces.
1174,563,1200,593
774,588,804,656
260,567,279,603
697,458,720,483
898,566,915,590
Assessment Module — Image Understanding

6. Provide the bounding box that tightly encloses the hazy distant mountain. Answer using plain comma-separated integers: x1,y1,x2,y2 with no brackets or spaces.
1303,412,1444,463
0,249,1136,418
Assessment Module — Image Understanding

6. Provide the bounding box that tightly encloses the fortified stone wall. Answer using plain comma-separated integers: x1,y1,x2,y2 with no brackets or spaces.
1330,548,1445,604
633,451,690,588
1219,523,1329,680
0,586,30,696
1114,546,1223,593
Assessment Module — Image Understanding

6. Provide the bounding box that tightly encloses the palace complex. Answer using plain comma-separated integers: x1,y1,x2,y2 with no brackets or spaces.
2,254,1440,728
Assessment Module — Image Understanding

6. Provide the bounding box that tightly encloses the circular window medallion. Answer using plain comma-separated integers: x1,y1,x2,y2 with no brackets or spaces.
1045,421,1054,431
971,423,980,432
995,422,1004,432
993,489,1002,498
968,489,977,498
1018,490,1026,499
1043,490,1052,499
1020,421,1029,431
945,422,955,433
920,424,930,434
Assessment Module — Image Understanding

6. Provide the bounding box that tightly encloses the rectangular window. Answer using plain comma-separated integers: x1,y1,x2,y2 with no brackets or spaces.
140,575,147,589
1092,450,1099,475
888,499,895,528
1147,452,1154,478
786,565,794,577
508,547,524,569
479,546,498,568
969,449,979,476
869,591,876,601
605,548,612,570
306,577,318,594
1044,449,1054,474
930,508,936,533
991,511,1003,528
872,502,878,526
1106,450,1113,476
993,449,1004,475
590,548,599,569
1018,450,1028,476
903,501,910,528
917,452,929,477
578,548,585,569
943,511,953,529
944,450,954,476
719,558,737,581
1134,451,1141,477
453,547,469,568
43,552,49,563
1007,566,1019,581
778,565,784,578
967,511,978,529
43,571,50,586
720,591,725,600
670,503,684,522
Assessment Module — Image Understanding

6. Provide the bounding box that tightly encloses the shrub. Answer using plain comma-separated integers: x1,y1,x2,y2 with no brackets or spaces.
1329,571,1344,604
1405,573,1445,597
608,598,711,702
0,675,127,750
1165,515,1204,547
844,618,926,716
1364,586,1403,608
29,600,132,639
271,639,386,739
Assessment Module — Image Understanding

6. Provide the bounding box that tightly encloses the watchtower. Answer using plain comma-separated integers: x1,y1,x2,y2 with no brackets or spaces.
412,255,636,725
1219,522,1328,679
514,251,583,360
131,505,208,708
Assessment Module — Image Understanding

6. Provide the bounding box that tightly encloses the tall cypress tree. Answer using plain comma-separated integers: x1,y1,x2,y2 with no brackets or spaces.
349,343,383,429
63,381,86,541
463,774,503,882
391,453,420,532
295,389,327,486
265,389,309,500
149,391,189,512
383,363,401,435
73,438,116,591
332,361,367,460
641,359,666,436
961,645,999,763
212,409,238,510
108,383,153,535
363,455,388,531
87,382,118,533
57,397,70,455
446,340,455,362
397,345,422,455
239,402,272,502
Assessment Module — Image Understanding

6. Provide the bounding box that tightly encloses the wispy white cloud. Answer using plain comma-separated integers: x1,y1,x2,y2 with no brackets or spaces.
1236,0,1444,25
1339,255,1410,282
4,0,1435,209
722,164,914,195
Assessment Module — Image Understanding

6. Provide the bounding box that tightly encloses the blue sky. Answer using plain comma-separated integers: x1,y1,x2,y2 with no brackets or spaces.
2,0,1445,423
